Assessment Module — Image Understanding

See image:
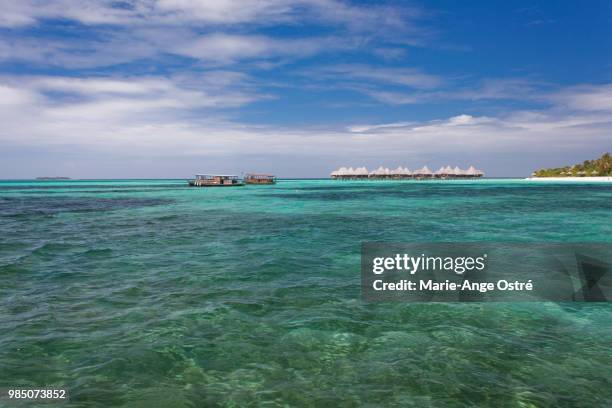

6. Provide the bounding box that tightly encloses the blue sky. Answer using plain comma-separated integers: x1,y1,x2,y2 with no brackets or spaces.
1,0,611,178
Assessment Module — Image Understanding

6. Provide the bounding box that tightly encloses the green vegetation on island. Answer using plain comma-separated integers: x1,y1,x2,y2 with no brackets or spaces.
532,153,611,177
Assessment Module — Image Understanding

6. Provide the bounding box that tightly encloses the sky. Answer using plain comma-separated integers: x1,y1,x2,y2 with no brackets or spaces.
1,0,611,178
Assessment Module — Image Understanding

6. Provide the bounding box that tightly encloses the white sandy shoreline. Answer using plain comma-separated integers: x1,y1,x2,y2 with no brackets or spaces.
525,176,612,182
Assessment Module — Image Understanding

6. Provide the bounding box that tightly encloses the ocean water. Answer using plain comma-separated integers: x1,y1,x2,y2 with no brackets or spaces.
1,179,611,407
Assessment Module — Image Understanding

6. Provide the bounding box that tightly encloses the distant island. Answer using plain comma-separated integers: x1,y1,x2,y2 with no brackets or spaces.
532,153,611,177
36,176,71,180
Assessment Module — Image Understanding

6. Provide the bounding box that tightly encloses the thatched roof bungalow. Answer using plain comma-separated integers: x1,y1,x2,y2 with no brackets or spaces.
331,166,369,179
370,166,390,178
332,164,484,180
413,166,433,177
390,166,411,178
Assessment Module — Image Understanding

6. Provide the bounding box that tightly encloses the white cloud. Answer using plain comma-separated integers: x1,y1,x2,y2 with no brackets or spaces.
336,106,611,169
350,115,501,135
296,69,545,106
550,84,612,111
0,0,422,31
18,73,264,107
0,83,39,106
310,64,443,89
0,1,138,27
174,33,343,63
366,77,545,105
0,33,160,68
0,30,348,68
153,0,298,25
1,75,611,173
0,1,428,69
363,90,419,105
348,121,415,133
0,73,270,154
443,78,540,101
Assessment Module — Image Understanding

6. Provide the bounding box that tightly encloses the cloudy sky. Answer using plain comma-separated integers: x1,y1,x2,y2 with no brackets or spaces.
1,0,611,178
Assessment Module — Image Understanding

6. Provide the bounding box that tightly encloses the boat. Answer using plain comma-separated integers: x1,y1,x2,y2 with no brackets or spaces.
244,173,276,184
188,174,244,187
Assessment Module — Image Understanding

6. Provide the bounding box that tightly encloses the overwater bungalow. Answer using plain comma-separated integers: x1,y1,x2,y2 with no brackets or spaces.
391,166,411,179
189,174,244,187
331,166,369,180
435,166,448,179
330,167,346,178
463,165,484,178
413,166,433,179
244,173,276,184
331,164,484,180
353,167,369,179
370,166,390,179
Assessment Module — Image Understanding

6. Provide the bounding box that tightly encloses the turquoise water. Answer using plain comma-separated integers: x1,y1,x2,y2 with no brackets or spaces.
1,179,611,407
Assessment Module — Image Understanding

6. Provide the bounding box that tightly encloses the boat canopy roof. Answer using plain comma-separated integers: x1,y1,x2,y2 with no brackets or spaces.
196,174,239,178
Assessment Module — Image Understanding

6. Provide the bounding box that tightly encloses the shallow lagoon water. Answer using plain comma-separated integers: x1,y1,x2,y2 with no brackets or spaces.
1,179,611,407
